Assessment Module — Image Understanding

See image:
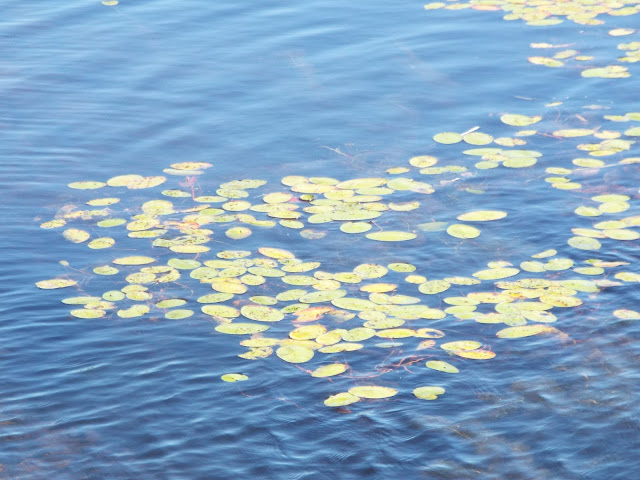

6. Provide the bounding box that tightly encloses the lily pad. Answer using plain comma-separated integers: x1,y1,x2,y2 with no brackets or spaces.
413,386,445,400
426,361,459,374
348,386,397,399
215,323,270,335
324,392,360,407
365,231,417,242
276,345,314,363
446,224,480,239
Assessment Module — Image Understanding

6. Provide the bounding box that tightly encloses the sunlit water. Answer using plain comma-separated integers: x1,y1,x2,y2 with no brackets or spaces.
1,0,639,479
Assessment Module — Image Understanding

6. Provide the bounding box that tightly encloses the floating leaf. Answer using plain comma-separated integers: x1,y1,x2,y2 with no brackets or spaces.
113,256,156,266
156,298,187,308
528,56,564,67
568,236,601,250
258,247,295,259
63,228,90,243
353,263,387,279
165,309,194,320
348,386,397,399
441,340,482,351
433,132,463,144
276,345,314,363
413,386,445,400
426,360,459,374
94,265,119,275
70,308,106,319
239,347,274,359
340,222,372,234
418,280,451,295
496,324,556,338
457,210,507,222
324,392,360,407
365,231,417,242
500,114,542,127
221,373,248,382
463,132,493,145
36,278,77,289
239,305,284,322
290,325,327,340
452,349,496,359
446,224,480,239
117,304,150,318
40,219,66,229
215,323,269,335
87,237,115,249
312,363,348,377
473,267,519,280
613,309,640,320
68,181,106,189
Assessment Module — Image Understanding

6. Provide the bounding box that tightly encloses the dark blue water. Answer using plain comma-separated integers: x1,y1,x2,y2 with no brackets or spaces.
1,1,639,478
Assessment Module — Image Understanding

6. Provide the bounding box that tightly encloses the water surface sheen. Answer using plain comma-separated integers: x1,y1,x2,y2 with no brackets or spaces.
1,0,639,479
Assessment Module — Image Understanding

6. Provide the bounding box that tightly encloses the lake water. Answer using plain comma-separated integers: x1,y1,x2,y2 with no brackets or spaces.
1,0,639,478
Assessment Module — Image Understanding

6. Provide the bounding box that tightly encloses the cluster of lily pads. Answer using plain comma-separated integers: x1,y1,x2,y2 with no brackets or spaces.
424,0,639,77
423,0,640,26
35,104,639,406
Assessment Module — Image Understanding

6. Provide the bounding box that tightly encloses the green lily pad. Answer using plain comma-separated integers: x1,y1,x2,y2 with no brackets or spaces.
348,386,397,399
165,309,194,320
413,386,446,400
221,373,248,382
500,114,542,127
324,392,360,407
426,360,459,373
365,231,417,242
433,132,463,144
276,345,314,363
311,363,348,377
215,323,270,335
446,224,480,239
36,278,78,289
241,305,284,322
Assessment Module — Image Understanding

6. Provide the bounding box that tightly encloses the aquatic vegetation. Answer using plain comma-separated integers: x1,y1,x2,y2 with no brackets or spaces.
35,102,639,406
424,0,640,76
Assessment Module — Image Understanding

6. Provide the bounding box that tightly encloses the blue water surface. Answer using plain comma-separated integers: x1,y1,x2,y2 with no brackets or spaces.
1,0,639,479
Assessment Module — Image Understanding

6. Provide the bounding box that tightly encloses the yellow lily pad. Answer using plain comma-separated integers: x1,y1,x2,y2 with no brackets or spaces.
500,114,542,127
113,256,156,266
276,345,314,363
348,386,397,399
457,210,507,222
496,324,555,338
240,305,284,322
215,323,270,335
311,363,348,377
446,224,480,239
366,231,417,242
221,373,248,382
36,278,78,289
63,228,90,243
324,392,360,407
426,360,459,373
413,386,445,400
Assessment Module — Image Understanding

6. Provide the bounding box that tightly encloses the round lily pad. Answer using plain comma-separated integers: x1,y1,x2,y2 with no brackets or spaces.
348,386,397,399
241,305,284,322
276,345,314,363
366,231,417,242
221,373,248,382
426,360,459,373
414,386,445,400
324,392,360,407
215,323,270,335
446,224,480,239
